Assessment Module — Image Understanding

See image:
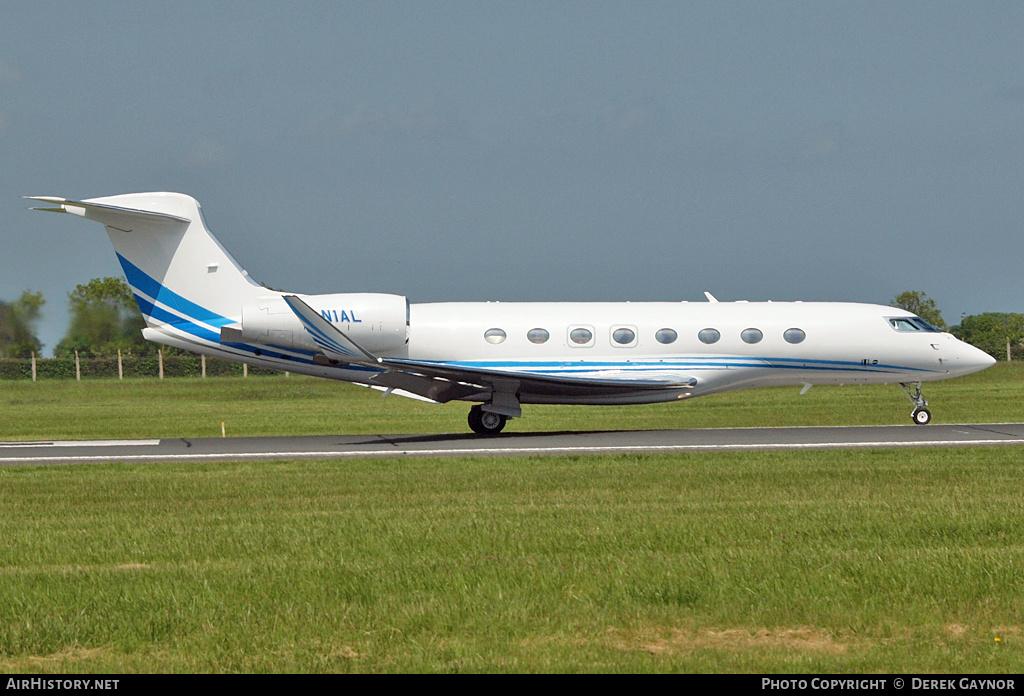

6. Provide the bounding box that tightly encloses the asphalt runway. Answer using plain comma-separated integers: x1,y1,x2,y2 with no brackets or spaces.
2,423,1024,466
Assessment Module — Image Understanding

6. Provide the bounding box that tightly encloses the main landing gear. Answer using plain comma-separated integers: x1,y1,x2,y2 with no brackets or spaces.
898,382,931,425
468,404,508,435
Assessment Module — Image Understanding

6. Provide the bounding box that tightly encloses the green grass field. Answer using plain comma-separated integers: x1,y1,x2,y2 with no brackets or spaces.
1,365,1023,673
2,362,1024,440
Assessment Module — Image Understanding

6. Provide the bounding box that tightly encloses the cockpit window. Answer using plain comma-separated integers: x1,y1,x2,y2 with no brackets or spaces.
887,316,941,333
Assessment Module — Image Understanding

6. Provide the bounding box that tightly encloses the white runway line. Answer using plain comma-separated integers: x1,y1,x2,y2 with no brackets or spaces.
1,437,1022,464
0,440,162,448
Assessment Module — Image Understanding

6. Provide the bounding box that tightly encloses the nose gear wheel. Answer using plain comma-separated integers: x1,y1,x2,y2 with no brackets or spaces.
898,382,931,425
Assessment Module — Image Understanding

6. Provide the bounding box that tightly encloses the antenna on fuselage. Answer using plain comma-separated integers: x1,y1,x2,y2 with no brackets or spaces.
704,292,719,302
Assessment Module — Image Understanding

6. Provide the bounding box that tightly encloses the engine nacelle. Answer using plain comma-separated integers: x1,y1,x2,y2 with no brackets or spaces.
234,293,408,355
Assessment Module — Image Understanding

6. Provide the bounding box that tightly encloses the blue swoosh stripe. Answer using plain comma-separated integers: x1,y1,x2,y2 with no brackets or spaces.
219,342,328,364
290,309,357,357
134,295,222,343
117,256,368,368
118,253,234,328
413,358,936,376
301,320,357,357
528,365,907,376
416,357,929,371
135,294,322,361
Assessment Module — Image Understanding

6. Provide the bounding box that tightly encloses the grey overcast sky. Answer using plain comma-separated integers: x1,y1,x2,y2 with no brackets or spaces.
1,1,1022,355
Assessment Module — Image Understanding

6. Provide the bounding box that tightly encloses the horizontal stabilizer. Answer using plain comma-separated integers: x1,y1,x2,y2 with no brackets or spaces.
25,196,191,230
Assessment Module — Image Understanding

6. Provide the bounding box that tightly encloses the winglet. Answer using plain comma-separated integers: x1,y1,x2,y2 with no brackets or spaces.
282,295,382,365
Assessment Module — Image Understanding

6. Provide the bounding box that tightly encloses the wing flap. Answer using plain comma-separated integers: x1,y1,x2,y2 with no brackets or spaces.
378,358,697,398
365,370,486,403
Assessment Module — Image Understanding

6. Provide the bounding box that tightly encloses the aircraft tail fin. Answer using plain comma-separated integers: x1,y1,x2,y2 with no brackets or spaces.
27,192,265,335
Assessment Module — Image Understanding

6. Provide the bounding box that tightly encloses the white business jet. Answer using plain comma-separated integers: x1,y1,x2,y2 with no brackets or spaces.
28,192,995,434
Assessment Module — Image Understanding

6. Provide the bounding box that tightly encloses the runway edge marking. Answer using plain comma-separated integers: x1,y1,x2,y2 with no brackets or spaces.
3,437,1024,465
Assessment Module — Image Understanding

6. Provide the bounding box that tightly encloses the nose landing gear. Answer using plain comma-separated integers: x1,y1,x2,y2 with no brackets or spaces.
898,382,931,425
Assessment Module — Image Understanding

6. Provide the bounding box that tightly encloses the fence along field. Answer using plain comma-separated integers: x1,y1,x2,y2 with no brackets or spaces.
0,352,281,381
1,360,1022,442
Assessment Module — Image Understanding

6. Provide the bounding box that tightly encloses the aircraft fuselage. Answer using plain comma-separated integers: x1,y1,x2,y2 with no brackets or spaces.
31,191,996,432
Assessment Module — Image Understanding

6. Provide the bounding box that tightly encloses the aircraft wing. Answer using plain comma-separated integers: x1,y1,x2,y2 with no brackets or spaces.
284,295,697,404
374,357,697,398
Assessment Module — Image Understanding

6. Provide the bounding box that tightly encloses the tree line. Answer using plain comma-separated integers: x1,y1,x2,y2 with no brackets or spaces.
1,277,154,360
1,282,1022,361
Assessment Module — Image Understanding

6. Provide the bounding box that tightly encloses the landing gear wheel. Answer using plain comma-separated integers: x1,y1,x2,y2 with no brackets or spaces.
468,405,507,435
899,382,932,426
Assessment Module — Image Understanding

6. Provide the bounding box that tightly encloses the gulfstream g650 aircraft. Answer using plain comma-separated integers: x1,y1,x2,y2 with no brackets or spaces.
29,192,994,434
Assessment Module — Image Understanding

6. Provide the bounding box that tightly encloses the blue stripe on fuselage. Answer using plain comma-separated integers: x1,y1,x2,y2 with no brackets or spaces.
404,357,936,376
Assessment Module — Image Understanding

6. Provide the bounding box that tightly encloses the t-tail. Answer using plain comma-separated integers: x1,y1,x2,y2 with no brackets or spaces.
29,192,263,334
27,192,409,366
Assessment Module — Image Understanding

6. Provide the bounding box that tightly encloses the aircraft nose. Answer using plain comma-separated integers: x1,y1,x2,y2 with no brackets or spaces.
954,340,996,375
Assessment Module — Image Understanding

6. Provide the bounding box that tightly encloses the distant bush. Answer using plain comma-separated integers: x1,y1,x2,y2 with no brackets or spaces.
0,359,34,380
951,312,1024,361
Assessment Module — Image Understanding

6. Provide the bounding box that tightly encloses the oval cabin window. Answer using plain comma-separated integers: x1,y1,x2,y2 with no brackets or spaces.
698,328,721,345
527,328,550,344
784,328,806,344
612,328,636,345
741,328,763,344
655,328,677,344
569,328,593,345
484,328,507,344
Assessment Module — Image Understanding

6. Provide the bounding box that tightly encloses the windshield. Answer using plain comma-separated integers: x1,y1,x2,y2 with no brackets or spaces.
886,316,942,333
